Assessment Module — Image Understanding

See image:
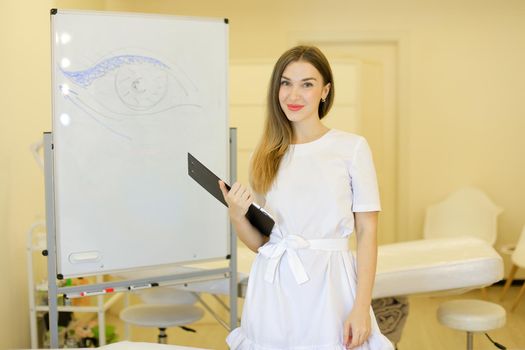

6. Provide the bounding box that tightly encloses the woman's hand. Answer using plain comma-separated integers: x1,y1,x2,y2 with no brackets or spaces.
343,307,371,349
218,181,253,223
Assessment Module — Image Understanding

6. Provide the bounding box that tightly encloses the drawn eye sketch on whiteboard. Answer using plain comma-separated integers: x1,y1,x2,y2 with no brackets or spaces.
58,53,202,140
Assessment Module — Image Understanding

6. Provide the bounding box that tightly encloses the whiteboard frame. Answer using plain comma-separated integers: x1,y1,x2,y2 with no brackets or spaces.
50,9,230,277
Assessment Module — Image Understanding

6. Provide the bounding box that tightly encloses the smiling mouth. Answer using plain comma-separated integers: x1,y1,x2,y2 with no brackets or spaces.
287,104,304,111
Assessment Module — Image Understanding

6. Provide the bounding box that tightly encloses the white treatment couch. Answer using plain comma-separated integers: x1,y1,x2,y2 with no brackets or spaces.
372,236,503,298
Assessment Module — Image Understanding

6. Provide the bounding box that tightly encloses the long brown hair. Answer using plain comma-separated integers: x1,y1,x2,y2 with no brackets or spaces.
250,46,335,194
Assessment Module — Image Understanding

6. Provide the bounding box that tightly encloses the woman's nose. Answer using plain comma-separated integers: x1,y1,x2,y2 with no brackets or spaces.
289,86,300,100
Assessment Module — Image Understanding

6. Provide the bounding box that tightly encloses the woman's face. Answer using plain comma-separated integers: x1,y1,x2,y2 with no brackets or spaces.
278,60,330,124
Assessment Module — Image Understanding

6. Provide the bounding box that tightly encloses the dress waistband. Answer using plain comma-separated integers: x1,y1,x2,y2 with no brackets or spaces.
257,234,349,285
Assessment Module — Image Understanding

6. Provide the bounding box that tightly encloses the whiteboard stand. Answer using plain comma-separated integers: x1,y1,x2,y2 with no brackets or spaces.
228,127,239,330
44,128,239,348
44,132,60,348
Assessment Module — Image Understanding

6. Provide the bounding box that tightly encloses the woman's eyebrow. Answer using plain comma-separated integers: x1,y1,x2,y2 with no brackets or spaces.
281,76,317,81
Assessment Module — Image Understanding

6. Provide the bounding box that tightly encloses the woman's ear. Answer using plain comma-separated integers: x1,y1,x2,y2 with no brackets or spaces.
323,82,331,100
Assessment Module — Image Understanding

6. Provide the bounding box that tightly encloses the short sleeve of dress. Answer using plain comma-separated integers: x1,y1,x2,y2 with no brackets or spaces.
349,137,381,212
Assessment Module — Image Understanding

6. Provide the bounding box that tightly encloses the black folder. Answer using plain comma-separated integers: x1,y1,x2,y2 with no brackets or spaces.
188,153,274,236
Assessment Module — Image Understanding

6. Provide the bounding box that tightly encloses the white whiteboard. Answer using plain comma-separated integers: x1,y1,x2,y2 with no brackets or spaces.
51,10,229,277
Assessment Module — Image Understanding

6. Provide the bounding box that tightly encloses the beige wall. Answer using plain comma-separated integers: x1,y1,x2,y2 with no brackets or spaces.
1,1,52,348
2,0,525,347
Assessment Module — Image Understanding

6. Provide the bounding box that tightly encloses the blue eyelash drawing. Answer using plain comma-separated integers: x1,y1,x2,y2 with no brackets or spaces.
58,53,202,140
61,55,168,88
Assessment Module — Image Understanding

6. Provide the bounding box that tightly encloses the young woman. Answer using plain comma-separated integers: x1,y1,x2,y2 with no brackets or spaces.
220,46,393,350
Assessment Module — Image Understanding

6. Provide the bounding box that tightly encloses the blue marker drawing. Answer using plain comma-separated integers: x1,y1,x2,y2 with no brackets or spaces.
58,53,202,140
60,87,133,141
61,55,169,88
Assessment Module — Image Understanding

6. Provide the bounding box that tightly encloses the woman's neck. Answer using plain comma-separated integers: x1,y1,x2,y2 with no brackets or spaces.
291,121,329,144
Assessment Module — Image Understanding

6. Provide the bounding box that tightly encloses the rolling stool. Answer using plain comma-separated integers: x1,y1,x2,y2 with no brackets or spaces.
120,304,204,344
137,288,199,305
437,299,506,350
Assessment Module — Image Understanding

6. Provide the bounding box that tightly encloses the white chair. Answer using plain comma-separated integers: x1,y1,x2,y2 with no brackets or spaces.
424,187,503,299
437,299,506,350
424,188,507,349
500,225,525,311
423,187,503,245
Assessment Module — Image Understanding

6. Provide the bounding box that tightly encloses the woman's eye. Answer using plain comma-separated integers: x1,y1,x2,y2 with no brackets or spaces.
303,82,313,88
280,80,290,86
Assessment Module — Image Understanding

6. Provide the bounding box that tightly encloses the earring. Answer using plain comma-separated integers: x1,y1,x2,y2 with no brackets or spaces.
321,97,326,103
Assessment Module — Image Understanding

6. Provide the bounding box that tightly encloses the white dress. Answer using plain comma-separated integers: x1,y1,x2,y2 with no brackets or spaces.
227,129,394,350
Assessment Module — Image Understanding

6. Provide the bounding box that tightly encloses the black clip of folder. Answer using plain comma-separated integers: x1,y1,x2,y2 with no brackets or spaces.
188,153,274,236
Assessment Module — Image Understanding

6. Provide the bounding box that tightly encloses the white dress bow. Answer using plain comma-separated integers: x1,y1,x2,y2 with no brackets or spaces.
258,234,311,285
